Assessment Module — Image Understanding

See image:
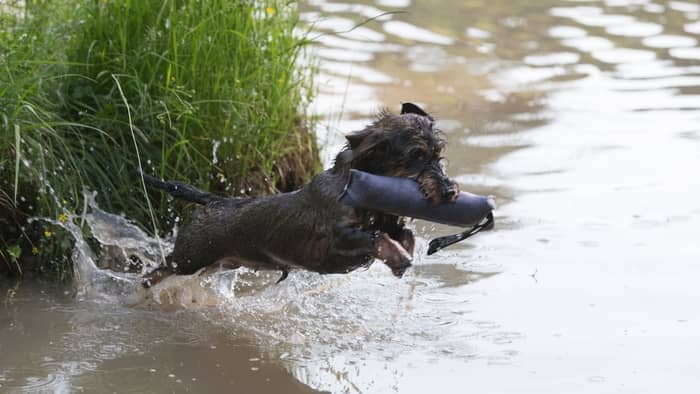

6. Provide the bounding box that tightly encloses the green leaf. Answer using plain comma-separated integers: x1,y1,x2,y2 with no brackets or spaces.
6,244,21,261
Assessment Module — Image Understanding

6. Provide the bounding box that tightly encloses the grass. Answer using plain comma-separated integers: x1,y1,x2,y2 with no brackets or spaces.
0,0,319,278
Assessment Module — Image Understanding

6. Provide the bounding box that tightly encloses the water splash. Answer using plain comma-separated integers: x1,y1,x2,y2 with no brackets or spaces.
29,191,503,392
211,139,221,165
31,192,161,300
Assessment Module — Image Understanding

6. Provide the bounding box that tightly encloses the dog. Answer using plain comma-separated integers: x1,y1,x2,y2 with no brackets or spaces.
141,103,459,287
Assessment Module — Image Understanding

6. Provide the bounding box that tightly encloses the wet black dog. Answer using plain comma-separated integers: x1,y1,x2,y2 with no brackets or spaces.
141,103,459,287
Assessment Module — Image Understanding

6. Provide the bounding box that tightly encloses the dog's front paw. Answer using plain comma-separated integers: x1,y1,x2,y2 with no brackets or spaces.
373,233,412,278
389,262,412,278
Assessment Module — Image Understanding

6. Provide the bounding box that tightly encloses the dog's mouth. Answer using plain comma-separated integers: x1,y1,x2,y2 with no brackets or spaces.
419,176,460,204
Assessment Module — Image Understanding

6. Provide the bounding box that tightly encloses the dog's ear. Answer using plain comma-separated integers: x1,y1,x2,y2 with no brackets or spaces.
401,102,433,120
345,128,372,150
346,128,389,163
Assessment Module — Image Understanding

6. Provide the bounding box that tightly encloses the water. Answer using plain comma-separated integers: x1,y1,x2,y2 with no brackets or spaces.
3,0,700,392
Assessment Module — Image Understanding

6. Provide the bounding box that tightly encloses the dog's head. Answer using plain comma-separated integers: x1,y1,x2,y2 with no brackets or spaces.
335,103,459,204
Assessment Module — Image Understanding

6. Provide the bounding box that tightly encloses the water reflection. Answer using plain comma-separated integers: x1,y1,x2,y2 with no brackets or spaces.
305,0,700,392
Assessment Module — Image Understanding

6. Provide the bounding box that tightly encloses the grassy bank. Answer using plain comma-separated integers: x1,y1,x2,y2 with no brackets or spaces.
0,0,319,278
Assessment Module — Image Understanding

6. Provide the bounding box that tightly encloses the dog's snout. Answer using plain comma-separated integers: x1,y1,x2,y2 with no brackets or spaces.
442,187,458,200
438,177,459,202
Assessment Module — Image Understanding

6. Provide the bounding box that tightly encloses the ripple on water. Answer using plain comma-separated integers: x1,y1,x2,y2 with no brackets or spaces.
669,47,700,60
314,34,401,53
524,52,580,66
548,25,587,39
18,372,66,393
591,47,656,64
669,1,700,13
604,0,651,6
315,48,373,62
575,14,636,27
606,21,664,37
383,20,455,45
405,45,451,72
612,59,700,79
643,3,665,13
309,16,387,42
319,60,394,84
376,0,411,7
2,360,95,393
307,0,390,20
642,3,666,14
642,34,698,48
550,6,603,19
551,7,638,27
685,21,700,35
561,36,615,52
465,27,491,39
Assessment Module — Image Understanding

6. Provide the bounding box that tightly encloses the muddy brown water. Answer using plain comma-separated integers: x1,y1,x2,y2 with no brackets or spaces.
3,0,700,392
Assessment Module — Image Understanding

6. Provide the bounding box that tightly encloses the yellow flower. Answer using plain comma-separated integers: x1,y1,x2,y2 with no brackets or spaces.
58,213,69,223
44,230,52,238
265,6,276,16
32,246,39,255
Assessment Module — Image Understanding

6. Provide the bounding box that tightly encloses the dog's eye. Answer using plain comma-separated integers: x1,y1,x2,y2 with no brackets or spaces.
410,149,425,161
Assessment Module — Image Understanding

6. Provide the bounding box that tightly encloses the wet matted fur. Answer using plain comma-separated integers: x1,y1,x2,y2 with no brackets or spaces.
142,103,459,286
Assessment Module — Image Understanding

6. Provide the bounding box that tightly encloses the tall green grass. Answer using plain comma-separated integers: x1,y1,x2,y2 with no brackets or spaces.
0,0,318,276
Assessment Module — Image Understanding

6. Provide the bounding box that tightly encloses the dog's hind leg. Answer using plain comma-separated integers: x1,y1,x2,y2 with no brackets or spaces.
196,259,241,277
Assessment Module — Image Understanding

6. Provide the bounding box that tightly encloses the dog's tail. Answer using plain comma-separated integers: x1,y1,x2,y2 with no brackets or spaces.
136,167,222,205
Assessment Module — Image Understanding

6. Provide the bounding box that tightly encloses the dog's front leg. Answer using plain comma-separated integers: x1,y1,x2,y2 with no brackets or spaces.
397,228,415,256
333,223,378,258
373,233,412,278
331,224,411,277
374,214,415,257
322,224,378,274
